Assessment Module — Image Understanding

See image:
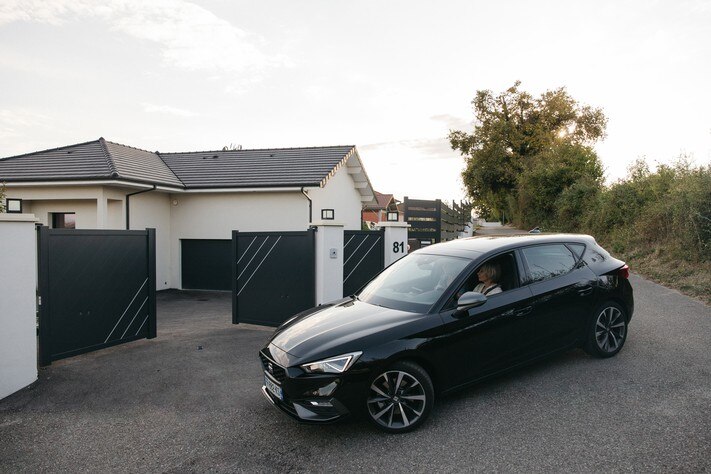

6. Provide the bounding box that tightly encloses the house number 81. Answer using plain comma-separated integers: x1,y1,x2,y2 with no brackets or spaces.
393,242,404,253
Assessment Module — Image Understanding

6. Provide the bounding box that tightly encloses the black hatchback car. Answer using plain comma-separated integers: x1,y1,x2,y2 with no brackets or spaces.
259,234,633,433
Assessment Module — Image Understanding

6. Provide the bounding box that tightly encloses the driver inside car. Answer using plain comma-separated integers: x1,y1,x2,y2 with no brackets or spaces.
473,262,502,296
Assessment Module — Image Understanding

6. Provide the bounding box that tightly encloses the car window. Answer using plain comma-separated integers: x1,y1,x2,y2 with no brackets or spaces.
584,244,610,264
567,243,585,260
521,244,577,283
359,254,471,313
442,252,517,310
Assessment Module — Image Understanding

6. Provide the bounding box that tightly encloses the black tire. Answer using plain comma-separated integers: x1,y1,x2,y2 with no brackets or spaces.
584,301,628,358
365,360,434,433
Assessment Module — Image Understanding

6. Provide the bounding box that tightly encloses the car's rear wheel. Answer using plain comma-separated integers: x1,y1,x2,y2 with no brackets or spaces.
365,360,434,433
585,301,628,358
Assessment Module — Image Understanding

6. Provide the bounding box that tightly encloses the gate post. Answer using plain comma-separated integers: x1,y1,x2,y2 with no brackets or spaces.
37,225,51,367
375,221,410,267
313,222,344,304
231,230,238,324
0,214,39,398
146,228,157,339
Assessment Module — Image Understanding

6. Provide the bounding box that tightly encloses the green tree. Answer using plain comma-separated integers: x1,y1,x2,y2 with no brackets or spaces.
516,143,603,228
0,183,5,212
449,81,607,222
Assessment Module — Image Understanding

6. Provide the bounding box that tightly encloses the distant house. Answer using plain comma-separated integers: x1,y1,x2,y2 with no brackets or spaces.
361,191,400,227
0,138,376,290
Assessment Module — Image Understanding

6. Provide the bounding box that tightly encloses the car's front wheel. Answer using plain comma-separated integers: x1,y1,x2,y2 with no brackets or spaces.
365,360,434,433
585,301,628,358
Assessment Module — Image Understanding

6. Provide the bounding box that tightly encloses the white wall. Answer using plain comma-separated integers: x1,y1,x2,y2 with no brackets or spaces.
107,199,123,229
0,214,38,400
168,191,309,288
309,165,363,230
129,192,172,290
23,199,98,228
5,185,127,229
6,175,367,290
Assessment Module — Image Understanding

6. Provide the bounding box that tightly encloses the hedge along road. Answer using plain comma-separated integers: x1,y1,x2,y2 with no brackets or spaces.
1,278,709,473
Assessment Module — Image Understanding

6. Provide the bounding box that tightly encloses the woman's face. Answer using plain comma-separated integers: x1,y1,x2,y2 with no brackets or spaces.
477,267,490,282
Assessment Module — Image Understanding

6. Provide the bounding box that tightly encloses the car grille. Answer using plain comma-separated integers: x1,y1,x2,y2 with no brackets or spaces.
259,351,287,383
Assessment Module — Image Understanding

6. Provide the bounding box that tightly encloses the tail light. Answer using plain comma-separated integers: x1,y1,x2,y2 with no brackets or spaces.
618,264,630,279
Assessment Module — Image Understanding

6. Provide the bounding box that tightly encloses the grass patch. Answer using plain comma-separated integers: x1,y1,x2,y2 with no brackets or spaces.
616,244,711,305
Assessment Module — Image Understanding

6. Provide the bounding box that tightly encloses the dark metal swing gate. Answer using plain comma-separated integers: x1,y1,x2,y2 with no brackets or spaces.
343,229,384,296
37,227,157,366
232,229,315,327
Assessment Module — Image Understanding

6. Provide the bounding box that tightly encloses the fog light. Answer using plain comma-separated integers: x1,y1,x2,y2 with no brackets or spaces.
308,400,333,407
306,381,338,397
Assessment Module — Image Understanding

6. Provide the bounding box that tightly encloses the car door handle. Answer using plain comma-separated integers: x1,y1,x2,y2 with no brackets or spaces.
514,306,532,317
577,286,593,296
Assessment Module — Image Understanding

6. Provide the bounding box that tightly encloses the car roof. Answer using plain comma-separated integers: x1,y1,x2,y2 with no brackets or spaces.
413,233,596,259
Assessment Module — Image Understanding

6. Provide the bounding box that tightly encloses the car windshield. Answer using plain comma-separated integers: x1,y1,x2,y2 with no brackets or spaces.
358,253,471,313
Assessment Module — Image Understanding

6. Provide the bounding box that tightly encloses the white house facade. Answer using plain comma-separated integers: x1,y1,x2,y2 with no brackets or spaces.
0,138,376,290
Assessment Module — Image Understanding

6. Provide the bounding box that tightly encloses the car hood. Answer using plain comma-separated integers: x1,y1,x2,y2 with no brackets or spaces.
269,299,428,361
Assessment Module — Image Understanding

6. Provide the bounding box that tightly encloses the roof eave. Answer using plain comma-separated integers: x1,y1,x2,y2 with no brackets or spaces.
181,186,317,193
2,177,184,191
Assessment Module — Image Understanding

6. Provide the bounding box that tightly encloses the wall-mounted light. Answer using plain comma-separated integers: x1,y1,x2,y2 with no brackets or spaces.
321,209,335,220
171,199,179,206
6,198,22,213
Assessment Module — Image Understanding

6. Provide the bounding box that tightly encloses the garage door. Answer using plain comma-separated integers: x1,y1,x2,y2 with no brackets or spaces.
181,239,231,290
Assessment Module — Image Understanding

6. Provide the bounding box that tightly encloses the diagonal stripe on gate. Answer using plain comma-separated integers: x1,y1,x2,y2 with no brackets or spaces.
343,234,356,249
237,236,270,280
237,236,282,296
135,315,149,337
344,235,369,266
120,297,148,339
237,236,258,265
105,278,148,343
343,237,381,283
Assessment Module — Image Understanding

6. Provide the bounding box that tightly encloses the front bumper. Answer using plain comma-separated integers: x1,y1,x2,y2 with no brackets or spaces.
259,349,370,423
260,382,349,423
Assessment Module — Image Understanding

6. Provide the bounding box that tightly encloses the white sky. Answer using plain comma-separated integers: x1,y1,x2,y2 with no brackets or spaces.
1,0,709,203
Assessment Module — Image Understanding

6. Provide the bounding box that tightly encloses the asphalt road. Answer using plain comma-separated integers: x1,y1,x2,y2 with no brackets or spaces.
1,277,710,473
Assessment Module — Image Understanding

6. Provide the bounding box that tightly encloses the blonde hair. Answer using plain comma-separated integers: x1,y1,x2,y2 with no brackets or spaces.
479,262,501,283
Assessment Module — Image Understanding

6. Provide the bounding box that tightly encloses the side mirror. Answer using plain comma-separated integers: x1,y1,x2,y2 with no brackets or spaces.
453,291,487,318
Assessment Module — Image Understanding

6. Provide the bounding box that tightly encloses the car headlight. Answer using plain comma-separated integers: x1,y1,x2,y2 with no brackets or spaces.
301,351,362,374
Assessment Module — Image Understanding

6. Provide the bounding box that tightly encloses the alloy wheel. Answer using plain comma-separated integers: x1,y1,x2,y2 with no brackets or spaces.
595,306,626,353
367,370,427,430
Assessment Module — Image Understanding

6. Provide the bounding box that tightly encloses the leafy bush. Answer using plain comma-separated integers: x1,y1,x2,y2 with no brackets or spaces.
570,157,710,264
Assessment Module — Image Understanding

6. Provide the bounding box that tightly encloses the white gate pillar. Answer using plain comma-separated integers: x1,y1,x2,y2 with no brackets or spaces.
0,214,38,400
375,221,410,267
313,221,344,305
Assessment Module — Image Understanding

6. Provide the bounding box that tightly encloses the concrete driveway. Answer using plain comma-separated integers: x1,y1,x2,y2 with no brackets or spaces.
1,279,710,473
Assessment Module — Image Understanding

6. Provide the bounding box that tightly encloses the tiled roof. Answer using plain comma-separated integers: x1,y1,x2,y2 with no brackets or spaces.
104,140,184,187
375,191,394,209
364,191,395,210
159,146,356,188
0,138,182,187
0,139,360,190
0,139,114,181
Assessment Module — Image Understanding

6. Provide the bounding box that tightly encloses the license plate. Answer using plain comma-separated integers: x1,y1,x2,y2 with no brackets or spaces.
264,373,283,401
